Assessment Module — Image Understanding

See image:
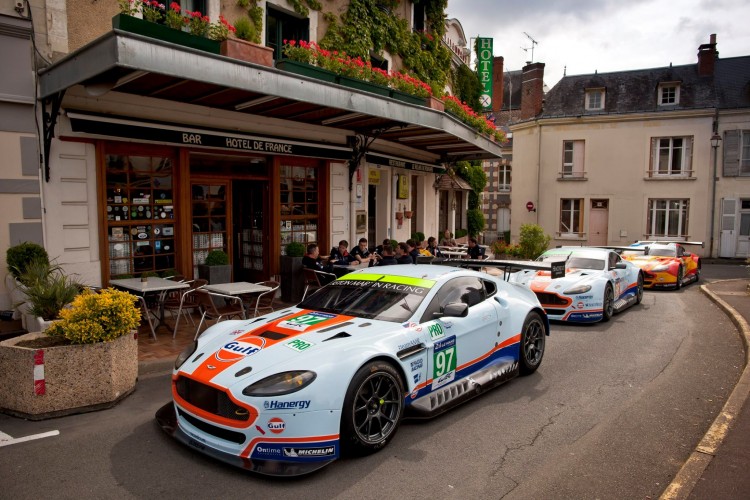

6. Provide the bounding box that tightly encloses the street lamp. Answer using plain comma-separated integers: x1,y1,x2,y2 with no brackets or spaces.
709,132,722,257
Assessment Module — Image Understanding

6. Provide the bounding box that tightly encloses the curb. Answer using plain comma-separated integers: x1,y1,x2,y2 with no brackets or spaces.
138,358,175,377
659,282,750,500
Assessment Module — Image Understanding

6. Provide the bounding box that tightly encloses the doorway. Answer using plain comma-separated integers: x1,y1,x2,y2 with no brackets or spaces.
588,199,609,246
233,180,268,282
368,184,377,246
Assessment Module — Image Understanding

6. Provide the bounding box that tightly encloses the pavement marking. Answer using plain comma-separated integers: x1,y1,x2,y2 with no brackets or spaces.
0,430,12,442
0,430,60,447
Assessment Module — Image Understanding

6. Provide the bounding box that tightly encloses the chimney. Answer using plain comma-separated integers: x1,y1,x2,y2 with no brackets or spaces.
697,33,718,77
520,62,545,119
492,56,504,113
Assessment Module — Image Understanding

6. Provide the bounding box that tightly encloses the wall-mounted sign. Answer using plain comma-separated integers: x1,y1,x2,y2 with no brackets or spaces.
477,37,493,111
368,169,381,185
397,174,409,199
366,153,444,174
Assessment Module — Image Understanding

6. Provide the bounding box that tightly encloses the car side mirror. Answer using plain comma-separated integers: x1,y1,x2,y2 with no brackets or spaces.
614,262,627,270
442,302,469,318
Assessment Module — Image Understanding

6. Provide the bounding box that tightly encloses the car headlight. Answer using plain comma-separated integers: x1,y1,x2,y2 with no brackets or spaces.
175,341,198,370
563,284,591,295
242,371,317,397
652,264,670,272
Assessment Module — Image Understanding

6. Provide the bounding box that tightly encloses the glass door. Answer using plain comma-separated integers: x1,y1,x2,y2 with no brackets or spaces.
233,180,268,282
190,181,229,278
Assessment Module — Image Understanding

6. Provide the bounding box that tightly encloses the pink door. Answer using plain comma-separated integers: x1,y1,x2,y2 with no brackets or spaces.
588,199,609,246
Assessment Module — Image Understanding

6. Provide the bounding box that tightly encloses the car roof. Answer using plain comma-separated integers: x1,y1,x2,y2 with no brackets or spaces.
342,264,474,283
543,247,612,259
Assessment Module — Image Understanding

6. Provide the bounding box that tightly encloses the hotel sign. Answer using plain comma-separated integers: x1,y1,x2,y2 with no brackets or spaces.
477,37,493,111
365,153,444,174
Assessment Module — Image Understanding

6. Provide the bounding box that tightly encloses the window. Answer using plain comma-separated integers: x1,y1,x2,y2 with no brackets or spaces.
267,6,310,61
560,199,583,234
412,2,425,31
561,140,585,178
722,130,750,177
420,277,485,323
650,137,693,176
743,132,750,175
280,163,320,253
658,83,680,106
648,199,689,237
498,164,511,191
585,89,604,110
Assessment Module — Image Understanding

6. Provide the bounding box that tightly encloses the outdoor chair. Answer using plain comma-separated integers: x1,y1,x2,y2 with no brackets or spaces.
247,280,280,317
301,268,335,301
165,278,207,338
193,288,246,339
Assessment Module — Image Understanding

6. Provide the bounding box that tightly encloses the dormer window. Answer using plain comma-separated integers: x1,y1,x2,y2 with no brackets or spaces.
585,88,605,110
658,82,680,106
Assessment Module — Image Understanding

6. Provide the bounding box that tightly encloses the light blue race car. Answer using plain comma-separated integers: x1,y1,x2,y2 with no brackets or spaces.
157,264,549,476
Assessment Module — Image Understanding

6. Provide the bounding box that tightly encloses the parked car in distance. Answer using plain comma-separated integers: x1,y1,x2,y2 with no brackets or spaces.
620,241,702,289
157,265,549,476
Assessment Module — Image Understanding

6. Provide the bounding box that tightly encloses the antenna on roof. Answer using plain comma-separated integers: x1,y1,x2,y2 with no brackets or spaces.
522,32,538,63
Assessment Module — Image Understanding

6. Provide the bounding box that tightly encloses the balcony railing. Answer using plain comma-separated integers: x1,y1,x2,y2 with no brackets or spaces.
557,171,587,180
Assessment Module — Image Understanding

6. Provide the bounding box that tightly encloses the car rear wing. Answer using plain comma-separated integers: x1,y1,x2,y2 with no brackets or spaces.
433,258,566,281
630,241,705,247
596,246,647,255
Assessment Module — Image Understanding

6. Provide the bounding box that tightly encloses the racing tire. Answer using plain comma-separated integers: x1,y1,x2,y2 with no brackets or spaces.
341,361,404,456
602,284,614,322
520,311,546,375
675,266,683,290
636,273,644,304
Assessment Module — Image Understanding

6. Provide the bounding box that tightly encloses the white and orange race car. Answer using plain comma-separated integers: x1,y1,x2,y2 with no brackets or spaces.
509,247,644,323
157,265,549,476
620,241,702,289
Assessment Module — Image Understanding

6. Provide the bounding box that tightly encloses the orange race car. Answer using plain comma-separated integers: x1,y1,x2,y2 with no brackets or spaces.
620,241,702,289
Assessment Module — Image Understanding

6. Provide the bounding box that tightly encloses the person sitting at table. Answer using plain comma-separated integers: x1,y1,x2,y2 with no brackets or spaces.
350,237,374,264
406,239,420,264
418,239,432,256
427,236,443,257
395,242,413,264
466,237,483,260
440,229,457,247
374,238,391,256
329,239,352,265
302,244,338,283
373,244,398,266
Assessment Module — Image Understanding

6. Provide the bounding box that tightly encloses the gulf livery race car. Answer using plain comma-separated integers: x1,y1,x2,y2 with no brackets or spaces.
156,265,549,476
620,241,702,289
509,247,643,323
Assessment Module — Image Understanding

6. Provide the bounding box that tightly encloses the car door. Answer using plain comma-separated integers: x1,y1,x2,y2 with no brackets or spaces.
608,251,629,299
419,276,498,391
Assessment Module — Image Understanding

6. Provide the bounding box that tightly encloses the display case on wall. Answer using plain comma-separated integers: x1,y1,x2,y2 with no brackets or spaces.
279,164,319,254
105,154,175,278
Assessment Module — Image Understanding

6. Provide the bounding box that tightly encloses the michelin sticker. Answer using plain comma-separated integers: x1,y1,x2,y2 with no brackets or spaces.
431,335,457,390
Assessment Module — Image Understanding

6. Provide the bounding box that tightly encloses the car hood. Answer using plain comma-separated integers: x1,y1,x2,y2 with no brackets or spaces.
626,256,675,269
176,307,401,390
512,269,602,292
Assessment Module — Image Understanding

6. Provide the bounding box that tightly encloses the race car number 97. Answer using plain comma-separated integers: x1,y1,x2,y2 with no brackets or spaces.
432,336,457,390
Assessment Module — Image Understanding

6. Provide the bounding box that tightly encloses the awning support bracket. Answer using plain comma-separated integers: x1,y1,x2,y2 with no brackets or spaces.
42,90,65,182
347,131,383,191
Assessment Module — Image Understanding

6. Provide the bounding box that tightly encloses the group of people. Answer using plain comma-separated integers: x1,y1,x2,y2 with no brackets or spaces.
302,230,485,279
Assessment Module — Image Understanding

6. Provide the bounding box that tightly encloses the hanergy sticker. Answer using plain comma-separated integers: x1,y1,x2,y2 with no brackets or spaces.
215,337,266,362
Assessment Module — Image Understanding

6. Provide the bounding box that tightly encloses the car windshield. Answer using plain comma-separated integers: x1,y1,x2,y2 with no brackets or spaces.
566,257,605,270
297,279,430,322
647,247,676,257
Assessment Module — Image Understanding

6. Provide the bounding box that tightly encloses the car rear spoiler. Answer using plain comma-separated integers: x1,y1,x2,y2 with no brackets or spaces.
629,241,705,247
433,258,566,281
596,246,648,255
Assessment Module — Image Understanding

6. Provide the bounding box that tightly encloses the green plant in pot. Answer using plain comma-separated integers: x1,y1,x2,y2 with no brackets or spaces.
285,242,305,257
7,242,49,285
19,260,82,323
198,249,231,284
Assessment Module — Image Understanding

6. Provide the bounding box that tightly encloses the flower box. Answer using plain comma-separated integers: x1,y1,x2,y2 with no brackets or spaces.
112,14,220,54
275,60,338,83
338,76,392,98
425,96,445,111
221,38,274,67
389,89,425,106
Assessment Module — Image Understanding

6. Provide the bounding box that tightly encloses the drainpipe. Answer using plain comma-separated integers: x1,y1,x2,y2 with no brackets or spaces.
709,121,721,257
536,120,542,224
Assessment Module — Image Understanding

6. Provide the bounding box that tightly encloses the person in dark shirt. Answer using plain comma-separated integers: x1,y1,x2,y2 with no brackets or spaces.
329,239,351,265
395,242,413,264
374,244,398,266
374,238,391,256
466,237,483,260
406,239,419,264
350,237,374,264
427,236,443,257
302,244,337,284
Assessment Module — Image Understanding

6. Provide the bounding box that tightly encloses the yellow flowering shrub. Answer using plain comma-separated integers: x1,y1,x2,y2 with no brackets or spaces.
46,288,141,344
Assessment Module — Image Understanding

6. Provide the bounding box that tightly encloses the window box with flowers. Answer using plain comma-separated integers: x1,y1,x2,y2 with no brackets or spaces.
0,288,141,420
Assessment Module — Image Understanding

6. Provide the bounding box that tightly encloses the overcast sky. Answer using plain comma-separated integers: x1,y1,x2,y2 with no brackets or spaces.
446,0,750,89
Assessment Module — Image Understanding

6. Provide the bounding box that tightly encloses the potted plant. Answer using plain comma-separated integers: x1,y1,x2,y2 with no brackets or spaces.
6,242,50,323
18,260,82,332
0,288,141,419
280,242,305,303
198,249,231,284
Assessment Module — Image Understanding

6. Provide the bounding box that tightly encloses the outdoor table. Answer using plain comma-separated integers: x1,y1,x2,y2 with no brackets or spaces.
331,262,363,277
204,282,273,317
441,250,468,259
109,277,189,339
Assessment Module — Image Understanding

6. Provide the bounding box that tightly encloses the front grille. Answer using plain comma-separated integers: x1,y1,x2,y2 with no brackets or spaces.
175,376,249,421
534,292,571,306
177,408,246,444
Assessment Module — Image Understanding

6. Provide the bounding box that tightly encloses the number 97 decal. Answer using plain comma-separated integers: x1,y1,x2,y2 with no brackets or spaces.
432,336,457,390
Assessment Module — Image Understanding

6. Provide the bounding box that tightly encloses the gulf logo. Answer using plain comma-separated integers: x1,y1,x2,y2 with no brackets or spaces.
268,417,285,434
215,338,266,362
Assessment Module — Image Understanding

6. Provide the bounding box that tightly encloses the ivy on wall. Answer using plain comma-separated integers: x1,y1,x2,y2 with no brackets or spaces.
455,160,487,237
453,64,482,112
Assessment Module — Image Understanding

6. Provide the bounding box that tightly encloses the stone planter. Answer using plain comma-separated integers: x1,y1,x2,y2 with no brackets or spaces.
275,60,338,83
425,96,445,111
220,38,274,67
112,14,220,54
198,264,231,284
0,332,138,420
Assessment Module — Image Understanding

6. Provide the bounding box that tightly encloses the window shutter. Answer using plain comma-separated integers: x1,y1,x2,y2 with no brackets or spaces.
723,130,740,177
685,136,693,175
573,141,585,174
649,138,657,176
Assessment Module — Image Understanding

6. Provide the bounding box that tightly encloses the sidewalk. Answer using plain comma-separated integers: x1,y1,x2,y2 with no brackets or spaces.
661,278,750,500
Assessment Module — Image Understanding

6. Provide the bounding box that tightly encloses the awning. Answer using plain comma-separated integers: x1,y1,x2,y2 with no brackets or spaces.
38,30,502,171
